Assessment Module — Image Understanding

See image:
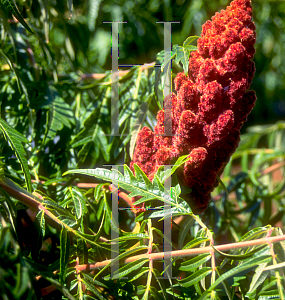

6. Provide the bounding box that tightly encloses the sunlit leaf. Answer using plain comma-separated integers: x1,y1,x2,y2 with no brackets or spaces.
206,249,272,293
180,254,211,271
64,187,88,220
211,244,267,261
178,267,212,287
107,258,148,279
247,263,269,295
0,117,32,192
183,237,210,250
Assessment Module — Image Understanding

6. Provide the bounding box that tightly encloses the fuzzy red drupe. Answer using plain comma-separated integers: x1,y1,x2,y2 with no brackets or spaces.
131,0,256,213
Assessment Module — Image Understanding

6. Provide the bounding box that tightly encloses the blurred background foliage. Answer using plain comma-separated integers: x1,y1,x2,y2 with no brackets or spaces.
4,0,283,124
38,0,285,127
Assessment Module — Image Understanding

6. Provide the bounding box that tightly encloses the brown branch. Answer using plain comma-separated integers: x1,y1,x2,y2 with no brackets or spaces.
0,177,136,231
32,180,137,211
260,161,285,177
77,62,156,80
75,234,285,272
0,177,42,210
0,177,109,242
76,182,136,210
40,285,57,297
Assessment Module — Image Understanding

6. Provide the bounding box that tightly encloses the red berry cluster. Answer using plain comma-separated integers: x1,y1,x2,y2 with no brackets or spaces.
131,0,256,213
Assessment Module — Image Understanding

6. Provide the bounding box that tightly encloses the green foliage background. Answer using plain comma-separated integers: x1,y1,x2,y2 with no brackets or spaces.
0,0,284,299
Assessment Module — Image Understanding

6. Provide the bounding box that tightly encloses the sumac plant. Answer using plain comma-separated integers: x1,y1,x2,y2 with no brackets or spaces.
0,0,285,299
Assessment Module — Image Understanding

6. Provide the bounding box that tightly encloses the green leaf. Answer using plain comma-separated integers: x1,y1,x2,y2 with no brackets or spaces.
82,274,107,291
180,254,211,271
258,290,281,298
182,237,210,250
211,244,267,261
94,183,107,203
129,267,149,282
71,94,110,164
0,224,37,299
247,263,269,295
58,215,78,228
149,286,164,300
93,245,149,280
44,94,75,144
215,267,233,300
59,226,70,284
77,238,88,265
107,258,148,279
0,117,32,192
0,49,21,92
133,163,153,191
232,275,247,287
79,277,104,300
64,162,191,214
82,278,107,300
183,35,199,47
0,0,33,33
178,215,196,249
156,37,197,75
251,152,285,197
82,273,107,289
241,151,249,172
43,199,74,218
115,232,148,242
206,251,272,292
88,0,102,31
259,278,278,293
65,187,88,220
239,226,271,243
136,202,191,222
103,191,111,235
33,210,46,260
141,270,152,300
64,166,166,204
155,154,192,183
178,267,212,287
0,199,17,235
